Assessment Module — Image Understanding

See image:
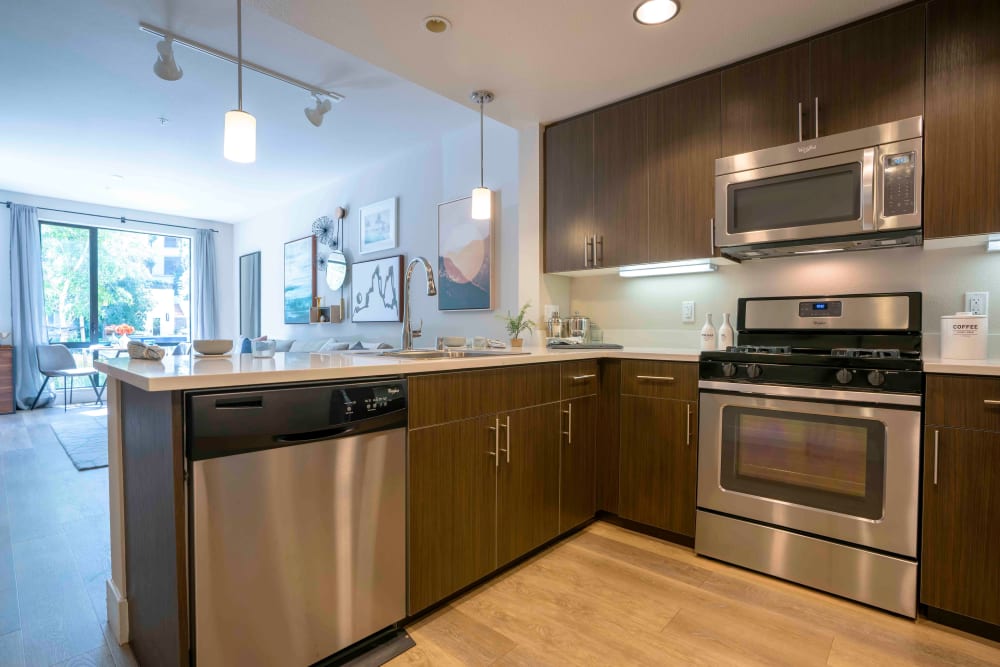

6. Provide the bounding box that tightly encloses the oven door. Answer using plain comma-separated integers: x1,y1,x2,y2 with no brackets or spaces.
697,382,920,557
714,148,875,247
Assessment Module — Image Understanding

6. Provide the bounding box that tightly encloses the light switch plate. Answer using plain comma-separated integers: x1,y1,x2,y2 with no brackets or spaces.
965,292,989,316
682,301,696,323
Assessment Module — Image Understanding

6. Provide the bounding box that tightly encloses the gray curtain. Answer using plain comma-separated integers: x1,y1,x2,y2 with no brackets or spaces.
193,229,219,339
9,204,53,409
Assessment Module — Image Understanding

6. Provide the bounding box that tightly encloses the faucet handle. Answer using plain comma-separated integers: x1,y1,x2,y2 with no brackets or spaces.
412,318,423,338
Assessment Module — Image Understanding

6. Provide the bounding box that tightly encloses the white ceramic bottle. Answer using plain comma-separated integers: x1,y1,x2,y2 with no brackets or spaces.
718,313,734,350
700,314,716,351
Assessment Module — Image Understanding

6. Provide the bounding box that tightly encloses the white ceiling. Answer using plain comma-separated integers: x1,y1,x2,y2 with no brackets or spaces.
0,0,479,223
281,0,909,126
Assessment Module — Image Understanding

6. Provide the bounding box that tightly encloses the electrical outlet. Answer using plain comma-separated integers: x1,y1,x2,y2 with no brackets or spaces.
965,292,989,316
682,301,696,323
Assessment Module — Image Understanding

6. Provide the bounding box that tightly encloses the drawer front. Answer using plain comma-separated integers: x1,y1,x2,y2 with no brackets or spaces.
926,375,1000,431
621,360,698,401
560,360,599,399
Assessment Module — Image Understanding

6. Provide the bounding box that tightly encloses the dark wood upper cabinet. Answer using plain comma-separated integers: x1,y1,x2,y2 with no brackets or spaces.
560,396,597,532
595,96,648,268
721,44,810,156
925,0,1000,238
921,427,1000,626
544,114,595,272
619,396,698,537
809,4,926,137
497,404,561,566
648,73,721,261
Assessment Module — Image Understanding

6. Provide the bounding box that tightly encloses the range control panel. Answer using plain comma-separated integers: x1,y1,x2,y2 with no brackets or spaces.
882,151,917,217
798,300,843,318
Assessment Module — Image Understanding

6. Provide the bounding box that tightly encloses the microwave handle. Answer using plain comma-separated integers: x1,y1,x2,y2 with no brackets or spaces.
861,147,877,232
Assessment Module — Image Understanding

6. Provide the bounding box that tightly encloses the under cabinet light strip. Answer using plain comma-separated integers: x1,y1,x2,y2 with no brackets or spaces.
987,237,1000,253
619,261,718,278
139,22,345,101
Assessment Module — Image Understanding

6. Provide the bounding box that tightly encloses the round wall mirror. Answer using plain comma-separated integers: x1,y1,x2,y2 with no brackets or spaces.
326,250,348,290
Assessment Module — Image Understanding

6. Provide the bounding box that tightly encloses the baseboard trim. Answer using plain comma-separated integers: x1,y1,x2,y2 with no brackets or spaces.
925,606,1000,643
106,578,129,645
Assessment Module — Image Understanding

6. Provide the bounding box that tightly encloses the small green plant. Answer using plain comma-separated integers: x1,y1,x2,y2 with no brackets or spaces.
500,302,536,340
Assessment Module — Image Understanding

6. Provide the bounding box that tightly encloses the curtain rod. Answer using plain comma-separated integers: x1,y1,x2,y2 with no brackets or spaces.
3,201,219,233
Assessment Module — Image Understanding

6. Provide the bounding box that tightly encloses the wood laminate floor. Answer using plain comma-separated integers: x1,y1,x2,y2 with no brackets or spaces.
0,405,137,667
388,522,1000,667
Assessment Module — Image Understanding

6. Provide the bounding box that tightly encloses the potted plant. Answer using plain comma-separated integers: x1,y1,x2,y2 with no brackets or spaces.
500,302,535,348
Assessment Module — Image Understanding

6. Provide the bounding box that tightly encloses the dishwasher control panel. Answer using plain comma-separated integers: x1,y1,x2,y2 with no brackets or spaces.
336,381,407,422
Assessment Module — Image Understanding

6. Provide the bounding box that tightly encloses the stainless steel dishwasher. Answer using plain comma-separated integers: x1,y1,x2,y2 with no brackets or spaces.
186,379,407,667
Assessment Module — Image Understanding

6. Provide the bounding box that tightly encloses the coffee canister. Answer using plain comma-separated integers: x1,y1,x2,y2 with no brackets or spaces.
940,312,988,360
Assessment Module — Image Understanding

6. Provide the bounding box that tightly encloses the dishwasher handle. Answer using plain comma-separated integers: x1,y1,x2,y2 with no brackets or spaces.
274,424,355,445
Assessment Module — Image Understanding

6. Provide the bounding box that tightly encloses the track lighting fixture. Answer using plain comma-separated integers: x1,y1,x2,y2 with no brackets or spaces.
305,94,333,127
153,36,183,81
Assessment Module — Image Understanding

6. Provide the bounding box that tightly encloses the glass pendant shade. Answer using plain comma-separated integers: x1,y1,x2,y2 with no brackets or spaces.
471,186,492,220
224,110,256,163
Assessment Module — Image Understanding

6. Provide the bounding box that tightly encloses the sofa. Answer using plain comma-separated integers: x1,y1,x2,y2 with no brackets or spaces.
236,336,394,354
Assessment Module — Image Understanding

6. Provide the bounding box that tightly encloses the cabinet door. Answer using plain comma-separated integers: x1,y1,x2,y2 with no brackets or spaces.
648,73,720,262
925,0,1000,238
408,418,497,613
921,427,1000,626
497,404,561,566
560,396,597,532
544,114,595,272
721,44,810,155
809,4,925,137
595,96,648,267
619,397,698,536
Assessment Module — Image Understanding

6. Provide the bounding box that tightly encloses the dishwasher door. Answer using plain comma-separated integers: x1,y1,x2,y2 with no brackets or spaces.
188,382,406,667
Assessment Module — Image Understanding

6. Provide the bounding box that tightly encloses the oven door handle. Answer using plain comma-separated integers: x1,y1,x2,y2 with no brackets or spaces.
698,380,921,407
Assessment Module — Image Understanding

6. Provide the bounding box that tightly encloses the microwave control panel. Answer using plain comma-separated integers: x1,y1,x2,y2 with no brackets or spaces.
882,151,916,217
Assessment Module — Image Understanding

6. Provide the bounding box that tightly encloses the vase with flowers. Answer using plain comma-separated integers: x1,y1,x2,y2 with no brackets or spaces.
113,323,135,348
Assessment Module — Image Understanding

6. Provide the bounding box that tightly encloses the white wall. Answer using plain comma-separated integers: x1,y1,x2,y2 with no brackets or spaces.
569,241,1000,354
0,190,235,338
234,119,521,346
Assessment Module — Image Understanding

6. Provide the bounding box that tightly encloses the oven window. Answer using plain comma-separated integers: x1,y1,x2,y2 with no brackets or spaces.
728,162,862,233
720,407,885,520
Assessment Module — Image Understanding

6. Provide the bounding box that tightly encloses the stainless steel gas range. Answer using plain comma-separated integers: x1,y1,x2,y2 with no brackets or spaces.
695,293,923,617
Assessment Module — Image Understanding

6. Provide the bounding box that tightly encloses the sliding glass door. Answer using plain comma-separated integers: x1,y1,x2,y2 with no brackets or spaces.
40,222,192,347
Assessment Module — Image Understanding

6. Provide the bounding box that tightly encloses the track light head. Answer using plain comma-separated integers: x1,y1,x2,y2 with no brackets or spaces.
304,94,333,127
153,36,183,81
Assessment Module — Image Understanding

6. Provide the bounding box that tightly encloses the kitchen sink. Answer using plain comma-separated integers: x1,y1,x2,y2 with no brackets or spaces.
381,349,529,359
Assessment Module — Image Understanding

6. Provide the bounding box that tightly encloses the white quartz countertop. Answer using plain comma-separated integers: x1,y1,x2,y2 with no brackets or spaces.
95,347,702,392
923,356,1000,377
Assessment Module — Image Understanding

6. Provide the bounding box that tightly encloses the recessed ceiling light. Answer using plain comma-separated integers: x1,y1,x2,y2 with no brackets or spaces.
423,16,451,33
633,0,679,25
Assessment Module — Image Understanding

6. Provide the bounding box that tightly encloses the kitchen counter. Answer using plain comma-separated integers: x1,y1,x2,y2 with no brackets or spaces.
923,356,1000,377
94,346,702,391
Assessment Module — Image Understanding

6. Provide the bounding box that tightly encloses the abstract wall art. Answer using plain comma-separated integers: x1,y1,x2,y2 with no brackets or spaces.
351,255,404,322
437,196,494,311
283,235,316,324
358,197,398,255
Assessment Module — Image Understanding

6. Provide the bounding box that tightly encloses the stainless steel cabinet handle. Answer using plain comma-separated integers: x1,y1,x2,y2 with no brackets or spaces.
797,102,803,142
499,415,511,463
933,429,939,486
636,375,675,382
584,235,592,268
596,236,604,267
814,97,820,138
984,400,1000,406
562,403,573,444
686,404,692,446
488,418,499,468
571,374,596,382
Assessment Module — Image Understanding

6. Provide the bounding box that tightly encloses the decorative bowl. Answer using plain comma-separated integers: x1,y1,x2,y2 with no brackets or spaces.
192,339,233,356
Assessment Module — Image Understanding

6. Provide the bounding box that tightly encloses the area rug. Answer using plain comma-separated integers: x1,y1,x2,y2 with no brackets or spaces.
51,421,109,471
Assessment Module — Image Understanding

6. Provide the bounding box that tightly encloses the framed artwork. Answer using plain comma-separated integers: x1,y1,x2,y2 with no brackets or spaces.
358,197,398,255
284,235,317,324
351,255,404,322
437,196,494,311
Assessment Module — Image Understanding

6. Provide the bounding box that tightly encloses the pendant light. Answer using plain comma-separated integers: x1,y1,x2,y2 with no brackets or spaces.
470,90,494,220
224,0,256,163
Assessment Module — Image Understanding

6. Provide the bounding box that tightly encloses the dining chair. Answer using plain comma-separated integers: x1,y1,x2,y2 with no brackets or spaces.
31,344,104,411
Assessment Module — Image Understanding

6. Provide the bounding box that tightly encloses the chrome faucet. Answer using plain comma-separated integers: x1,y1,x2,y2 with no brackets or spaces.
402,257,438,350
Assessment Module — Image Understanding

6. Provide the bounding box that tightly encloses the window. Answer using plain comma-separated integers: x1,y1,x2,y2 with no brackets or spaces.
41,223,192,346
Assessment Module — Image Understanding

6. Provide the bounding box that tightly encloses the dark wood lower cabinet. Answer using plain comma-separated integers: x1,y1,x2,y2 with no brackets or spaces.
619,396,698,537
408,418,497,613
921,427,1000,626
560,396,597,532
497,404,561,566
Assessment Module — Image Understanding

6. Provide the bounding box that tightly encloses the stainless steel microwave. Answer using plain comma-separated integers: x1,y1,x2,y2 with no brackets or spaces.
714,117,923,260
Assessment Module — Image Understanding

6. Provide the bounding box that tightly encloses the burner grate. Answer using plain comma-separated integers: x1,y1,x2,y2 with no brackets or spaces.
831,348,902,359
725,345,792,354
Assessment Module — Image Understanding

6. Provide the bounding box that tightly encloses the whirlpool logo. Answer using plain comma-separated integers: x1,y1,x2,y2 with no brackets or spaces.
797,144,818,154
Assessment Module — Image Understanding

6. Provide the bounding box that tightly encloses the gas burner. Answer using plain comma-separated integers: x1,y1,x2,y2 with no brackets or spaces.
831,348,902,359
725,345,792,354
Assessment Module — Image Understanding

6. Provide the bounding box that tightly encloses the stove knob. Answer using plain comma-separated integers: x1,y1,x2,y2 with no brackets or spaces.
746,363,763,379
722,362,737,378
835,368,854,384
867,370,886,387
